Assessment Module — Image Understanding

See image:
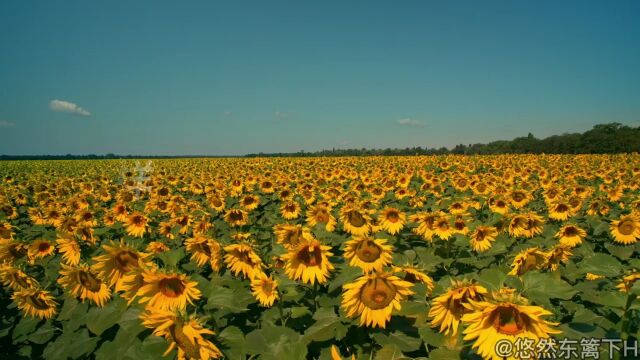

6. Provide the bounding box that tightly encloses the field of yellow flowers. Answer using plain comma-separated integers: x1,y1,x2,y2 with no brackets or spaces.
1,155,640,359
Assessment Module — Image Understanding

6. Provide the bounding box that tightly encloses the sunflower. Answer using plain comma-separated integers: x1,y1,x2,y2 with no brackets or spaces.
376,207,405,235
306,204,337,232
585,273,606,281
27,239,55,263
616,272,640,292
159,221,176,240
92,240,149,288
433,216,454,240
56,237,81,265
544,245,572,271
140,308,223,360
137,270,201,311
392,265,435,293
555,224,586,248
428,279,487,336
0,241,26,264
250,273,279,307
548,201,575,221
0,264,39,290
340,206,371,236
117,266,150,304
410,212,439,241
223,243,265,279
341,272,414,328
280,201,302,220
185,234,222,270
58,264,112,307
240,194,260,211
509,190,531,209
469,226,498,253
343,236,393,273
125,212,149,238
223,209,249,227
208,195,226,212
284,236,334,285
273,223,306,249
0,222,14,240
508,248,548,276
461,289,560,360
610,214,640,245
147,241,170,254
488,197,509,215
12,287,57,319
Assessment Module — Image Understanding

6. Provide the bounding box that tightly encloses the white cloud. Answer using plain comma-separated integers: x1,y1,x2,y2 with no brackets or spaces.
49,99,91,116
396,118,424,127
0,120,15,127
223,111,232,116
274,110,291,119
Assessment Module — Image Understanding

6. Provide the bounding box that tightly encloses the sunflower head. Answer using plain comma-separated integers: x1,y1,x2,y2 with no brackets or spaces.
12,287,58,319
250,273,279,307
284,237,334,285
343,236,393,273
428,279,487,336
137,270,202,311
223,243,265,279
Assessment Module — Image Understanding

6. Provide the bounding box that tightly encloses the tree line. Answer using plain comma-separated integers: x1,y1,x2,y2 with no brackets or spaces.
1,123,638,160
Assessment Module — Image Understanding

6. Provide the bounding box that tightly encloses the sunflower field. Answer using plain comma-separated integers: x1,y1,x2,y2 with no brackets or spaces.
1,155,640,360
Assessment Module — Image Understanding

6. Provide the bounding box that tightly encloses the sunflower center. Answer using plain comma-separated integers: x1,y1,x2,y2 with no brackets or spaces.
284,229,302,246
285,204,297,212
355,240,382,263
159,277,186,298
132,215,144,225
0,227,10,238
212,198,223,207
78,270,102,292
26,293,51,310
475,229,486,241
244,197,254,205
513,192,525,202
386,211,400,223
619,220,635,236
555,204,569,213
229,211,244,221
491,306,527,335
347,211,366,227
297,245,323,267
563,227,578,236
315,210,330,223
360,278,396,310
38,242,51,253
115,250,140,272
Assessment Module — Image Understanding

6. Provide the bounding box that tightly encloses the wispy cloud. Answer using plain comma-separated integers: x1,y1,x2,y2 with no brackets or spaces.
223,111,232,117
0,120,15,127
396,118,424,127
49,99,91,116
274,110,291,119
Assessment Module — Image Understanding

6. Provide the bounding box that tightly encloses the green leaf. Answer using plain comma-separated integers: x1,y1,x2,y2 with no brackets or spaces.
477,267,508,291
302,307,346,343
204,286,254,312
579,253,623,277
522,271,577,308
418,327,444,348
123,335,174,360
374,345,404,360
157,247,185,267
373,331,422,352
246,325,308,360
428,348,461,360
290,306,311,319
85,298,127,335
12,316,41,343
328,265,362,293
27,321,56,344
218,326,247,360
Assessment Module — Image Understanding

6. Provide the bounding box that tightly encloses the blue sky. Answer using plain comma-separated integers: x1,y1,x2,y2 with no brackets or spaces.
1,1,639,155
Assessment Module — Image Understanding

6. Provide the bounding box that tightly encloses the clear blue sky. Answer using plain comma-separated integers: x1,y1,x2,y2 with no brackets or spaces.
1,0,639,155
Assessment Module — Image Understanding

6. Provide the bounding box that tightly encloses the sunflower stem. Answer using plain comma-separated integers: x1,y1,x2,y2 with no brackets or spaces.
620,293,637,340
277,299,286,326
313,282,319,311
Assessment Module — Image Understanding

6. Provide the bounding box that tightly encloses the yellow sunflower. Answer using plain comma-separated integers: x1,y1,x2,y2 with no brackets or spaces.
469,226,498,253
392,265,435,293
379,207,406,235
339,206,371,236
223,243,265,279
461,289,560,360
610,214,640,245
555,224,586,248
58,263,112,307
343,236,393,273
12,287,58,319
616,272,640,292
240,194,260,211
433,216,454,240
305,204,337,232
410,212,439,241
27,239,55,263
341,272,414,328
223,209,249,227
137,270,201,311
280,201,301,220
544,245,572,271
284,236,334,285
92,240,149,288
428,279,487,336
273,223,306,249
585,273,605,281
508,248,548,276
250,273,279,307
56,237,81,265
185,234,222,270
140,308,223,360
0,264,39,290
125,212,149,238
548,201,574,221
